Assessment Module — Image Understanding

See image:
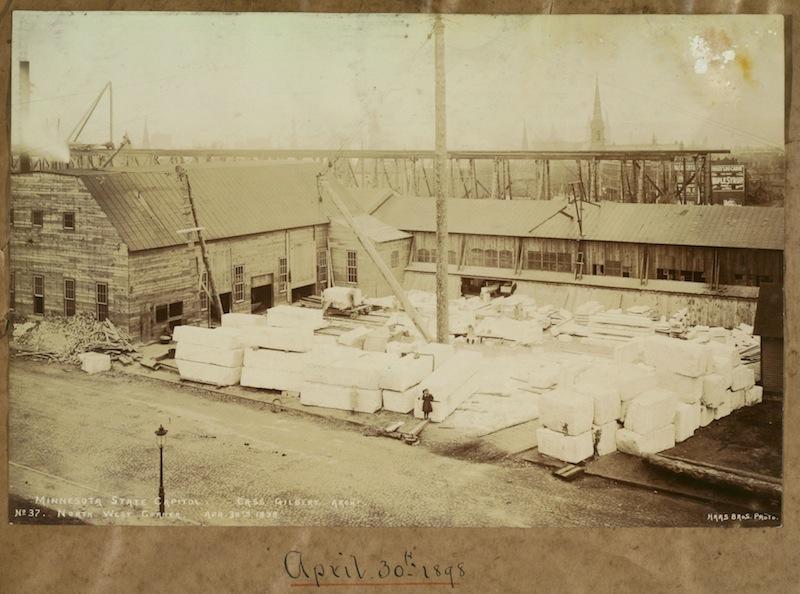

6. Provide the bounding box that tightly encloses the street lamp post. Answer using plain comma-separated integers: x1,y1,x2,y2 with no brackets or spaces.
155,424,168,516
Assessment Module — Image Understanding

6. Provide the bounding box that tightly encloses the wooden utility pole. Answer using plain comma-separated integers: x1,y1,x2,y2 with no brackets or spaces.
434,14,449,344
176,166,224,320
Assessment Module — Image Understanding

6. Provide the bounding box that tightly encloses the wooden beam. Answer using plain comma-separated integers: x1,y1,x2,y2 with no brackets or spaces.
320,174,433,342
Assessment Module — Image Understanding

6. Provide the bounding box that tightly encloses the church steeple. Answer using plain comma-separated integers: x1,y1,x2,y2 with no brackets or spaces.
141,118,151,149
590,77,605,147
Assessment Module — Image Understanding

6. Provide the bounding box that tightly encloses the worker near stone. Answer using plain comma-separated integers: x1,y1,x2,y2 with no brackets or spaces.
421,388,434,420
466,324,476,344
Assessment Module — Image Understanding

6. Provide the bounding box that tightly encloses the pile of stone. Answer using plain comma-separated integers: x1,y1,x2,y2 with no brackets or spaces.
381,342,453,413
412,350,483,422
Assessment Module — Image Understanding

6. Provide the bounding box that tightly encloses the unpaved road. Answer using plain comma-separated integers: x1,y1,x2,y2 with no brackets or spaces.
9,358,717,527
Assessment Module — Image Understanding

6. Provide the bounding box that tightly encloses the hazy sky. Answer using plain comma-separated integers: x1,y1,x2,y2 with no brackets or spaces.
12,12,784,153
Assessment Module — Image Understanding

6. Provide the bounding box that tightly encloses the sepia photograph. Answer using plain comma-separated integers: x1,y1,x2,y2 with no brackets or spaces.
6,11,785,531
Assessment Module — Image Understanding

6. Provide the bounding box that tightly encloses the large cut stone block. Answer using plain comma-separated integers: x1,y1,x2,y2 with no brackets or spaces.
657,370,702,404
176,360,241,386
731,365,756,392
674,401,700,442
539,389,594,436
616,425,676,456
642,335,708,377
173,325,242,350
745,385,763,406
78,352,111,374
175,342,243,368
382,388,416,413
240,367,303,392
623,388,677,434
574,382,621,425
592,421,618,456
221,313,268,328
379,354,433,392
301,383,382,413
701,373,727,407
615,363,658,402
536,427,593,464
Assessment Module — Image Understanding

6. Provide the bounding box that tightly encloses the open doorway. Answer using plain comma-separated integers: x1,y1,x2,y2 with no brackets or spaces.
291,282,316,302
251,283,273,314
211,292,232,324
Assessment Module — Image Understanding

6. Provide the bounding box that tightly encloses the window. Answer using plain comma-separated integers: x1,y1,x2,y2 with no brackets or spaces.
417,248,430,263
63,212,75,230
429,248,437,262
233,264,245,302
156,302,183,328
622,265,632,278
499,250,513,269
448,250,457,265
484,249,498,268
317,249,328,287
10,271,15,310
278,257,288,293
64,278,76,316
199,271,208,311
542,252,558,271
525,251,542,270
346,250,358,284
390,250,399,268
557,253,572,273
32,210,43,227
33,274,44,314
468,248,484,267
96,283,108,321
605,260,622,276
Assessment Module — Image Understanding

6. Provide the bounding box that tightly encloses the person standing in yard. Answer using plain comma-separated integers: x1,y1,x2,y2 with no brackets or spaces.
421,389,434,420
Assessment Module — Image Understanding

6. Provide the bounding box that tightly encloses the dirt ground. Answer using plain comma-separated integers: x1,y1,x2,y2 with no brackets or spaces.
8,357,735,527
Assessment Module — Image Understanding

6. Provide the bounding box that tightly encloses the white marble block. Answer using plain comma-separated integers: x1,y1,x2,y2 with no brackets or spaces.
700,405,715,427
221,313,268,328
701,373,727,407
176,360,241,386
175,342,243,368
731,365,756,392
714,391,733,419
592,421,618,456
536,427,594,464
382,388,416,413
642,335,708,377
173,325,242,350
575,383,621,425
301,383,382,413
379,354,433,392
539,389,594,436
674,401,700,442
623,388,677,434
745,385,764,406
657,370,703,404
240,367,304,392
79,352,111,374
615,363,658,402
730,389,746,410
616,425,676,456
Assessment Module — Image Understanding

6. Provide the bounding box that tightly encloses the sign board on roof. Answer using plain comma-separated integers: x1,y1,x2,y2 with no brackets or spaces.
673,161,745,194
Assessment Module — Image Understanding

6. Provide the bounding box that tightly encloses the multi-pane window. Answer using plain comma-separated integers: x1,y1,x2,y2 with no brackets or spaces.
63,212,75,230
525,251,542,270
468,248,484,267
32,210,43,227
542,252,558,271
346,250,358,284
64,278,76,316
390,250,399,268
233,264,245,302
499,250,513,269
10,271,15,309
317,249,328,287
200,271,209,311
448,250,457,265
155,301,184,329
96,283,108,321
33,274,44,314
417,248,430,263
556,253,572,272
278,257,288,293
484,249,498,268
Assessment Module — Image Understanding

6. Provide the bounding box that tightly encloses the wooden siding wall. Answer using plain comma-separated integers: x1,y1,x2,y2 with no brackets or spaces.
329,221,410,297
10,174,129,327
408,231,782,287
129,224,327,340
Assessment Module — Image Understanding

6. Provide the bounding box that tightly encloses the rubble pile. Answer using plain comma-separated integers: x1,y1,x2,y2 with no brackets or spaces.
14,314,139,364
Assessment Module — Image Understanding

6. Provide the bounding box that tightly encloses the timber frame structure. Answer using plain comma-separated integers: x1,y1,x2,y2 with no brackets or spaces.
12,147,729,205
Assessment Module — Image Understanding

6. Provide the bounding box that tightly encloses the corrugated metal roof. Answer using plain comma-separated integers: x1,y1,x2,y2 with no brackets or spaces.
78,163,328,251
372,196,784,250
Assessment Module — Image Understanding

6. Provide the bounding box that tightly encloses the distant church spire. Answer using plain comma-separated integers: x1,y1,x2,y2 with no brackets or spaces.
142,118,151,149
590,76,605,147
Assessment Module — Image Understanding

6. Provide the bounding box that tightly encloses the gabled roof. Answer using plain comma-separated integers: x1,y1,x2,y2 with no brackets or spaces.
372,196,784,250
76,162,328,251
